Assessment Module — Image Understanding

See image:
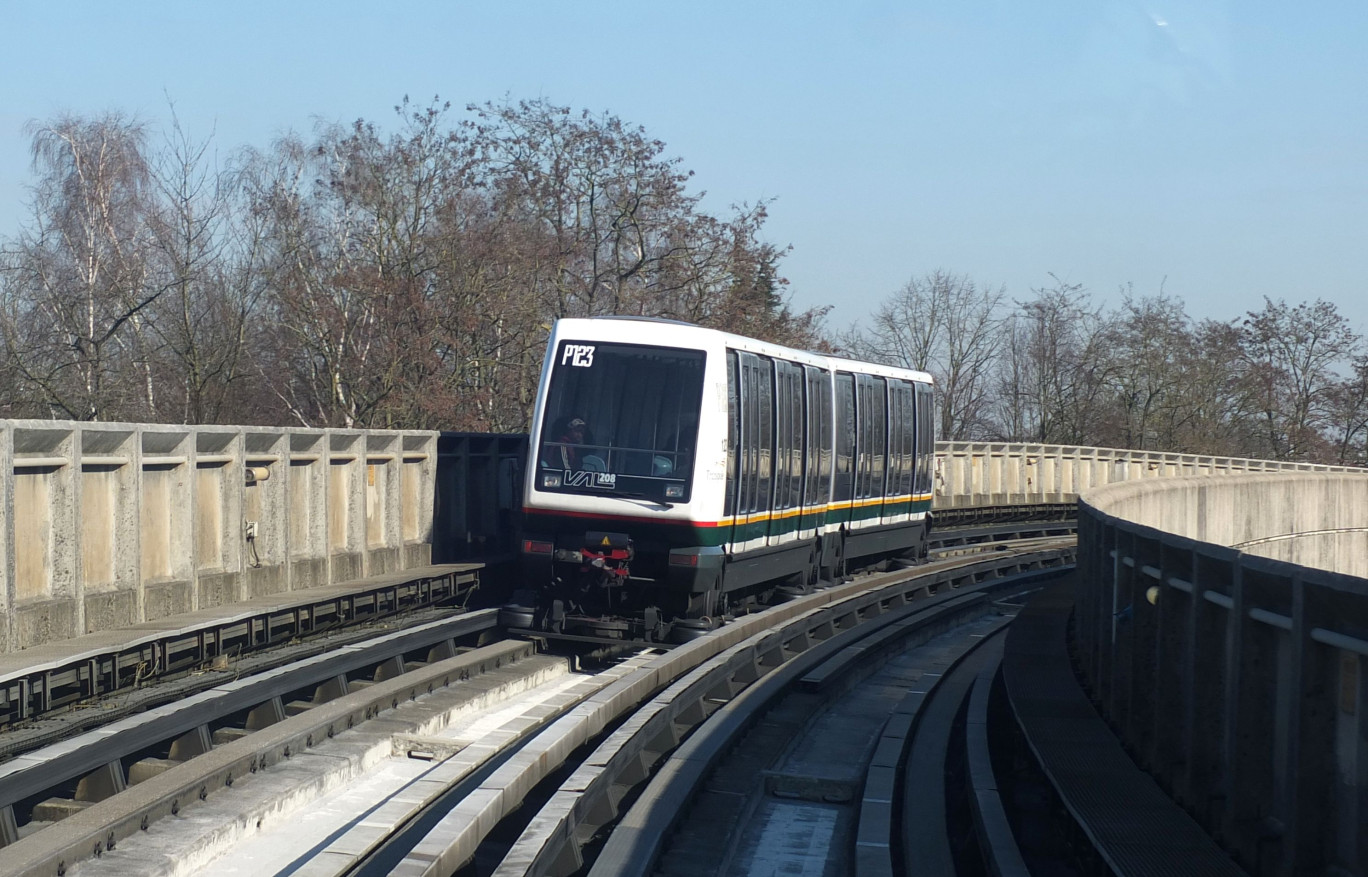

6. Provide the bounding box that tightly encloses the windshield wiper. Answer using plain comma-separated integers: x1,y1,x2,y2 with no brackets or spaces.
613,491,674,509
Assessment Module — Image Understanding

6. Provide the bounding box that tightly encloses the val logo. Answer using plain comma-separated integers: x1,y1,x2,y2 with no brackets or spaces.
564,470,616,489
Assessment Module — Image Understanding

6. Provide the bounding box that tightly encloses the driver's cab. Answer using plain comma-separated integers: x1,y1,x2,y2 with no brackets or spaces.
533,339,703,504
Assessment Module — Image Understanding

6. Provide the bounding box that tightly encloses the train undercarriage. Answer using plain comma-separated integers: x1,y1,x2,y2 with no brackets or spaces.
501,519,930,645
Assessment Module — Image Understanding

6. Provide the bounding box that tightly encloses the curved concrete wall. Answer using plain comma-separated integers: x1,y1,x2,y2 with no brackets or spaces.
933,441,1362,510
1075,472,1368,874
1083,472,1368,578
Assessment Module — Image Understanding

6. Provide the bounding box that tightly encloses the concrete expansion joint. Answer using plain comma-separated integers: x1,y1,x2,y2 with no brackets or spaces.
392,733,469,760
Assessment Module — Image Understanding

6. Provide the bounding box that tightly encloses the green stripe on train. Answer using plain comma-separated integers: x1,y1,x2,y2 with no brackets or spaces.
527,497,931,549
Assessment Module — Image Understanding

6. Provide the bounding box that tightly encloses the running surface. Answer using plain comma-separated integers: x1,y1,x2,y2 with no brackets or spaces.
1002,575,1248,877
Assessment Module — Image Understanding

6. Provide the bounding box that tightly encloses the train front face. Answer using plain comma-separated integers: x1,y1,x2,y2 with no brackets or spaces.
519,321,723,638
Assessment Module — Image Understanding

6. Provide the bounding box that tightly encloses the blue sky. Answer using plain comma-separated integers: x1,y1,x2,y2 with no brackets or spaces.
2,1,1366,333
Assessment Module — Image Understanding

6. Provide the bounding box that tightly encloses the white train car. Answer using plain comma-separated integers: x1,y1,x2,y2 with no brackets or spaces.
511,317,934,641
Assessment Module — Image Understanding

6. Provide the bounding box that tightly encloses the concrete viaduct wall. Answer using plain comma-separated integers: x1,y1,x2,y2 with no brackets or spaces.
1075,472,1368,874
1,429,1355,656
932,440,1357,509
0,420,437,655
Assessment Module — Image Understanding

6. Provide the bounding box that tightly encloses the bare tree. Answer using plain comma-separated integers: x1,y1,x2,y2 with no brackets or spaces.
1328,354,1368,466
142,110,270,423
2,113,161,420
849,271,1003,440
1238,297,1361,461
0,99,817,431
1151,319,1258,455
1100,288,1194,449
242,99,473,428
996,279,1115,444
449,98,823,428
470,98,692,318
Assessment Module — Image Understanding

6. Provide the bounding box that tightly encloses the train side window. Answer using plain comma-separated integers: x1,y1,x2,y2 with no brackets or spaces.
803,366,821,508
888,380,913,496
773,362,792,511
915,382,935,495
874,376,888,498
819,370,833,502
861,377,870,498
887,380,902,497
726,350,739,515
855,374,884,499
781,361,803,511
834,372,855,504
902,380,913,495
739,353,758,514
900,381,913,496
756,356,774,514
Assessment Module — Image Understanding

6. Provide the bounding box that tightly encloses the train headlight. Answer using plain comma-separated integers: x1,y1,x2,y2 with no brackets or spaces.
542,472,562,488
664,484,685,499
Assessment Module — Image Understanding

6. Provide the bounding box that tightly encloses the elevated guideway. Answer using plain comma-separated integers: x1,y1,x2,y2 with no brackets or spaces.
1,415,1366,874
2,418,1352,656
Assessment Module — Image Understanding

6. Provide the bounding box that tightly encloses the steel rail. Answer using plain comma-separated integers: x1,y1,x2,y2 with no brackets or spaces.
0,564,481,730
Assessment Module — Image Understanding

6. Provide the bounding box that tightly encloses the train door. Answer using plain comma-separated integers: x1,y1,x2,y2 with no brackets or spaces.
854,374,888,532
725,351,773,556
801,366,831,538
769,360,804,547
882,380,914,526
724,350,741,551
914,381,935,513
831,371,856,532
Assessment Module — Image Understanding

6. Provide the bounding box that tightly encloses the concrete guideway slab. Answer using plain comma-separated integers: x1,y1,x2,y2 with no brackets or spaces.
0,609,500,815
58,651,581,877
131,650,661,877
0,563,483,730
3,639,539,877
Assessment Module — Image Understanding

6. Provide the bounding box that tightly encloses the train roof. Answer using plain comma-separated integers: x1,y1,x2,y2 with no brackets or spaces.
550,316,933,385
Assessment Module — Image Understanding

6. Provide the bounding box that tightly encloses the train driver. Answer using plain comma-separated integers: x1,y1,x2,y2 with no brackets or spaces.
544,415,590,470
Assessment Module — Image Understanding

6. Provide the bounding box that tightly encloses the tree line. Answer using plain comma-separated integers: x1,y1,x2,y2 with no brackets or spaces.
0,97,823,431
841,272,1368,466
1,98,1363,466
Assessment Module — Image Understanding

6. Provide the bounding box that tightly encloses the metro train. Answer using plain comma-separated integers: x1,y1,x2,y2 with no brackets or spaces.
503,317,935,642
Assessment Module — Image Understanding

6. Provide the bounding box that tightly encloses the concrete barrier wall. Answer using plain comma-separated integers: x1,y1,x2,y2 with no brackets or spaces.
1075,473,1368,874
1,420,437,654
1083,472,1368,577
932,441,1361,509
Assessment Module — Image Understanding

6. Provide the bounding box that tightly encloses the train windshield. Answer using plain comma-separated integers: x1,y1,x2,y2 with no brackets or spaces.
536,340,704,503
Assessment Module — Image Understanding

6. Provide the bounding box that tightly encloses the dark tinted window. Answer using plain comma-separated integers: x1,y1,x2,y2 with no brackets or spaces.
915,382,935,496
536,341,704,501
804,366,829,507
775,360,803,511
726,350,739,513
834,372,855,503
856,374,887,499
736,351,775,515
